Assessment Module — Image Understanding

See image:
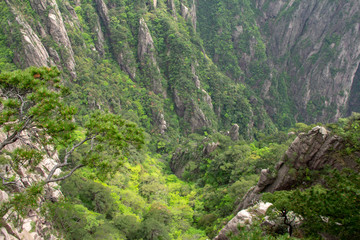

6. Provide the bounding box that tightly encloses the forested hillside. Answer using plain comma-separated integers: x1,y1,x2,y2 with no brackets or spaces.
0,0,359,239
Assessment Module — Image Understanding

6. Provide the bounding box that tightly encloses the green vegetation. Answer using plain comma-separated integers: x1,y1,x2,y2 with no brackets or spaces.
0,0,359,239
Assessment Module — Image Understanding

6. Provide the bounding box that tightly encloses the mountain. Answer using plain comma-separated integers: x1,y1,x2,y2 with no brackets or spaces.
0,0,359,239
1,0,359,135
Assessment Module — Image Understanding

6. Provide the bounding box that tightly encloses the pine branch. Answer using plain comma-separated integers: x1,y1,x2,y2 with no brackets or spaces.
44,164,85,183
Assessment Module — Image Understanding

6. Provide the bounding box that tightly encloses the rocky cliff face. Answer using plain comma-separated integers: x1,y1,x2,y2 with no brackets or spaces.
198,0,360,125
3,0,358,135
4,0,77,78
0,132,61,240
215,126,358,239
257,0,360,123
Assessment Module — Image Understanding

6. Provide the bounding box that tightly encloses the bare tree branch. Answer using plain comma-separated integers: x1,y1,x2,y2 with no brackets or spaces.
45,162,70,183
45,135,96,183
45,164,84,183
0,175,17,185
0,116,33,151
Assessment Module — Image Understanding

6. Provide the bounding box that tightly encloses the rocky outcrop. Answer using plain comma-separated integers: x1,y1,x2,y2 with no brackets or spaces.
13,14,51,68
187,100,210,132
154,112,167,135
216,126,353,239
94,0,136,79
92,15,106,56
94,0,110,27
237,126,345,211
180,1,197,31
138,18,165,97
203,142,220,155
229,124,240,141
29,0,76,79
202,89,213,110
167,0,177,19
116,44,137,81
256,0,360,122
215,202,273,240
173,89,186,117
0,132,61,239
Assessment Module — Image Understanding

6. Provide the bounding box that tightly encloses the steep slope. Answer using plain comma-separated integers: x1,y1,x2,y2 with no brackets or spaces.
215,118,360,239
197,0,360,126
0,0,274,138
257,0,360,123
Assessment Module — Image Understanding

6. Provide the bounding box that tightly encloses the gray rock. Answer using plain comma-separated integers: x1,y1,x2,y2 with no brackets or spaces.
180,1,196,31
167,0,177,19
138,18,165,96
202,89,213,110
203,142,219,155
187,100,210,132
257,0,360,122
215,202,272,240
229,124,240,141
218,126,354,239
12,13,50,68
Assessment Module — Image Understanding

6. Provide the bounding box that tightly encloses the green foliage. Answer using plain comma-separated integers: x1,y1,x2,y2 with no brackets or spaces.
328,112,360,154
263,169,360,239
0,183,43,224
0,67,76,147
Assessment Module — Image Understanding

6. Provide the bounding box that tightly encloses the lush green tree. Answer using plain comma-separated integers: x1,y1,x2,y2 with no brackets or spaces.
0,67,144,222
263,169,360,239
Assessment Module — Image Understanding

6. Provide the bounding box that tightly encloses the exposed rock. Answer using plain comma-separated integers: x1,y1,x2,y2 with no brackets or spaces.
47,2,76,78
180,1,196,31
203,142,219,155
138,18,157,64
93,15,105,56
94,0,110,27
116,44,137,80
214,202,273,240
94,0,136,79
8,11,51,68
229,124,240,141
0,190,9,202
187,100,210,132
154,112,167,134
138,18,165,96
173,89,186,117
167,0,177,19
202,89,213,110
236,126,345,210
170,148,194,178
180,3,189,19
191,64,201,89
257,0,360,122
63,1,81,29
28,0,76,78
217,126,356,239
48,47,61,64
0,131,62,239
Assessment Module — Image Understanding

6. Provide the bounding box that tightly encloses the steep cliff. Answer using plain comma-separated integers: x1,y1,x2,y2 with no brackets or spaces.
198,0,360,126
257,0,360,123
215,124,359,239
0,0,271,137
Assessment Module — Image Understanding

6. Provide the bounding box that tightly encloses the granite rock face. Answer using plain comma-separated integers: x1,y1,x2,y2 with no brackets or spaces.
0,132,61,240
30,0,77,78
215,126,352,239
138,17,166,97
214,202,273,240
256,0,360,122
